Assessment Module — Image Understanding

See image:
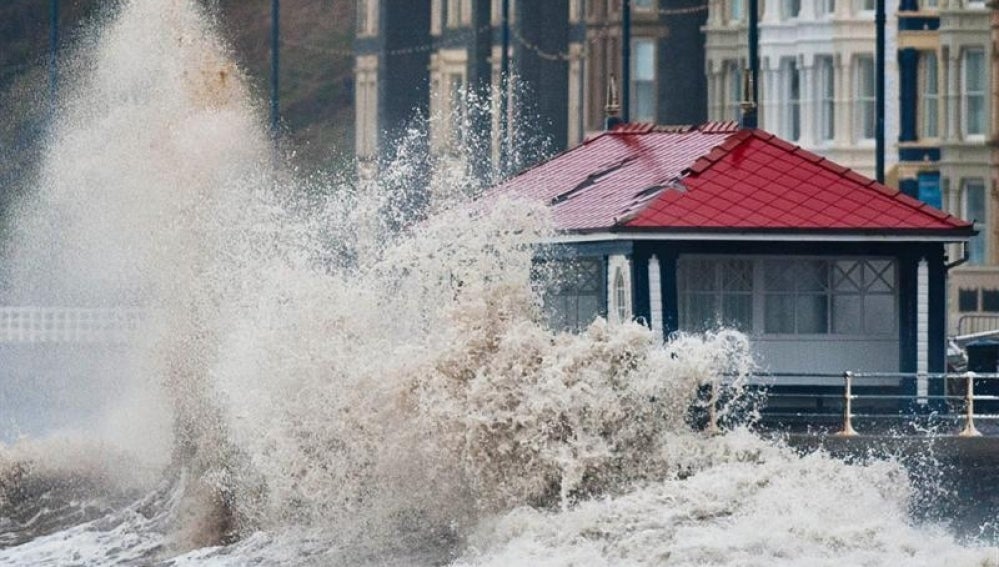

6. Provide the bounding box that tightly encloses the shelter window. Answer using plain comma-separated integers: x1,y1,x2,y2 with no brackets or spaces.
678,258,753,332
543,258,605,332
678,257,897,337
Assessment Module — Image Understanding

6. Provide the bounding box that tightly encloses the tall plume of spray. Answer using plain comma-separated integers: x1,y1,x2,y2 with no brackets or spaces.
2,0,277,546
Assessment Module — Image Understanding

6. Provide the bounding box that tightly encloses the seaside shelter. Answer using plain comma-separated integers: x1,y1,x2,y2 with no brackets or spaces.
484,121,974,390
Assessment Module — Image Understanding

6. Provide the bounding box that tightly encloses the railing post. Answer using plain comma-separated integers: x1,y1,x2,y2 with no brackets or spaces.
959,371,982,437
705,378,721,435
834,371,858,437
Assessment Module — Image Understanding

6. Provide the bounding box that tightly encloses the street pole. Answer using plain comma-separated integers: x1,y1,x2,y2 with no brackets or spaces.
270,0,280,136
499,0,510,174
742,0,759,129
876,0,885,183
622,0,631,123
49,0,59,117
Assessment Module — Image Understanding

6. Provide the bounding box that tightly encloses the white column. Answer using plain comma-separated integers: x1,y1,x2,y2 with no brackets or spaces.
648,255,663,340
800,56,816,146
917,259,929,402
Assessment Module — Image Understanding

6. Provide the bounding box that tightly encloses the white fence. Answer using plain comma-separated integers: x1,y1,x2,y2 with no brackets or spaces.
0,307,145,344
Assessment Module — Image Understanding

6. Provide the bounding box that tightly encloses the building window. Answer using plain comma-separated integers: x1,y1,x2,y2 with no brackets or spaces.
632,39,657,122
634,0,655,11
963,48,986,137
781,0,801,19
781,58,800,141
544,259,605,332
920,0,939,8
983,290,999,312
818,0,835,16
855,55,875,140
730,0,745,22
959,288,979,312
446,0,470,27
919,51,939,139
816,56,835,141
726,61,743,121
678,258,753,332
858,0,875,12
964,178,987,265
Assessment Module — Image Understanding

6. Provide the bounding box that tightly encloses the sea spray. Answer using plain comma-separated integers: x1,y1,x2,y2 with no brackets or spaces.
0,1,997,565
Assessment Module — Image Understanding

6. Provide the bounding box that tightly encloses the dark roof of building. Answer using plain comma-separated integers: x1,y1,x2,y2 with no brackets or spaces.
486,122,972,237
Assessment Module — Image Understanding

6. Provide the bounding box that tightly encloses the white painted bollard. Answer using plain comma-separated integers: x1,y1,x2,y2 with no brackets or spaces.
834,371,857,437
959,371,982,437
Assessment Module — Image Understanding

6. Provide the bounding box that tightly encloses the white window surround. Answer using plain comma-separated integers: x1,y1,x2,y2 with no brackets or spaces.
608,255,633,324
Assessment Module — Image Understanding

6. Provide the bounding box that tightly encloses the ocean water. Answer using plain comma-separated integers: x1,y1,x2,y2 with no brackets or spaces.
0,1,996,565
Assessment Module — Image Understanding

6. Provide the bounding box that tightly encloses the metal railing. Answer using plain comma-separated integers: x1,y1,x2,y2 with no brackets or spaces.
704,371,999,437
957,314,999,336
0,307,145,344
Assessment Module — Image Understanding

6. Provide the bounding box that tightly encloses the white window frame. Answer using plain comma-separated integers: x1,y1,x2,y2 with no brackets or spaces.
963,179,987,265
781,57,801,141
816,55,835,142
781,0,801,20
431,0,443,34
919,51,939,140
962,47,986,139
726,61,743,122
855,54,876,141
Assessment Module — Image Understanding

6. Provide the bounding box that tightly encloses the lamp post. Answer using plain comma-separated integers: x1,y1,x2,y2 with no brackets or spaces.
270,0,280,136
621,0,631,123
876,0,885,183
49,0,59,116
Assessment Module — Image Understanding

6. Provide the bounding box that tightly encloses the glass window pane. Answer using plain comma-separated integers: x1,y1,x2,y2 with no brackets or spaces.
797,261,828,292
864,260,894,292
959,288,979,312
722,294,753,331
765,295,795,333
833,261,862,291
864,294,895,335
634,40,655,81
832,295,863,334
764,260,795,292
796,294,828,334
982,289,999,313
685,294,717,331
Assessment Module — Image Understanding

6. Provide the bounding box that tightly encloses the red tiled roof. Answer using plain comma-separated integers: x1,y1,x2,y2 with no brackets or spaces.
486,122,971,237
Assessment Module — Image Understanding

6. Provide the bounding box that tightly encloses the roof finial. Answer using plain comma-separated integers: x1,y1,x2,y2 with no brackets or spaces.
605,73,623,131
